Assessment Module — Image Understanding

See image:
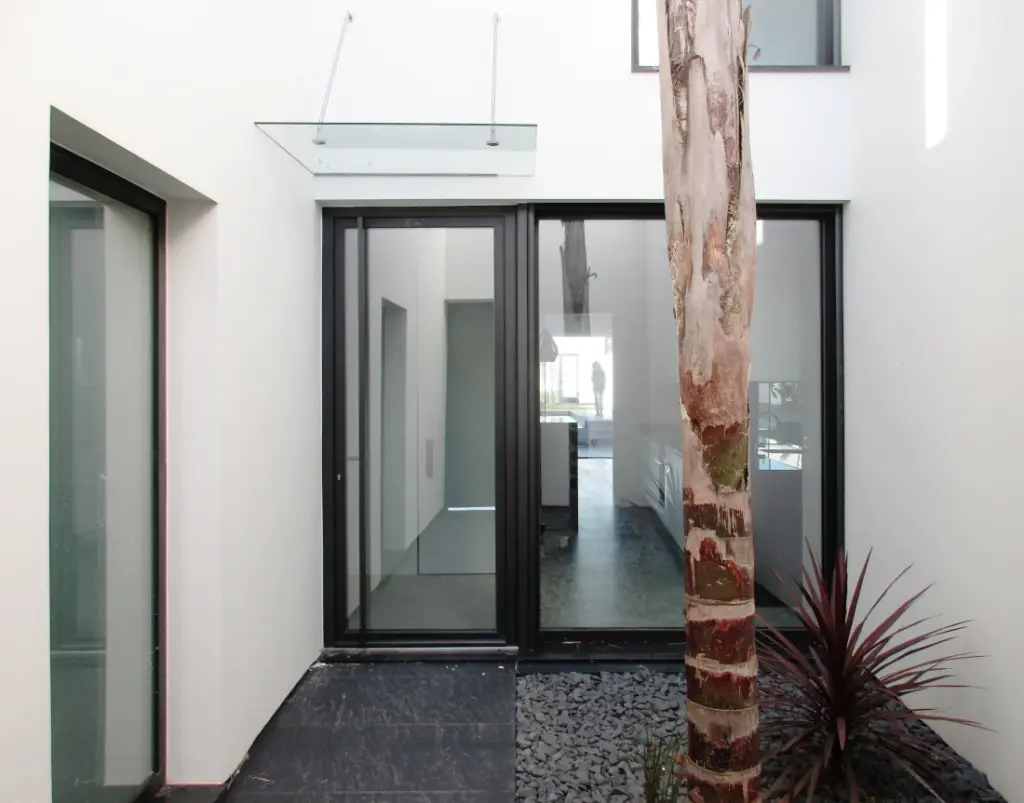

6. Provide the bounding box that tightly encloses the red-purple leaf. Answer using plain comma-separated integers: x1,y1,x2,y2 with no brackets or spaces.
843,754,861,803
760,546,987,800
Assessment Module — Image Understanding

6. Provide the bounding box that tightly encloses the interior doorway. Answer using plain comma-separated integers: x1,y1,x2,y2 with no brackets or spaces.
324,211,515,644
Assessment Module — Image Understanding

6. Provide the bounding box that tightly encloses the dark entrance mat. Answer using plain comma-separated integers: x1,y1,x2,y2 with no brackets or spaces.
224,662,516,802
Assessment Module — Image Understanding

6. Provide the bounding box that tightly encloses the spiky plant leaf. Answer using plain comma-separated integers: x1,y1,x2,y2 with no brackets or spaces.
758,544,989,800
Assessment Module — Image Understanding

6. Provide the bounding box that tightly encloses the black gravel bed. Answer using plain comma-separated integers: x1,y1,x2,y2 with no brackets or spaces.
515,669,1005,802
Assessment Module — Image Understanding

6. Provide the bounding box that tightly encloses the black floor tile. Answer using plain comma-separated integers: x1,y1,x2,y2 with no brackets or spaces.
228,794,512,802
159,787,226,803
280,664,513,728
225,663,515,801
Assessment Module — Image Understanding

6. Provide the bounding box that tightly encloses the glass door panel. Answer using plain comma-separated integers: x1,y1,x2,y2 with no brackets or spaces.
537,218,685,630
345,224,499,633
536,215,823,633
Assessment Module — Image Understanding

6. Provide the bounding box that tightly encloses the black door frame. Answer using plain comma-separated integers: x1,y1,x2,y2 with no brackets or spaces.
322,208,520,649
322,203,844,657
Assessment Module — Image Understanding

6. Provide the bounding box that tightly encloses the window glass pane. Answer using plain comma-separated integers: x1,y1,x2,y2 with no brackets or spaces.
539,219,685,629
343,228,361,630
537,217,822,630
636,0,836,68
49,177,156,800
347,226,497,632
751,219,821,627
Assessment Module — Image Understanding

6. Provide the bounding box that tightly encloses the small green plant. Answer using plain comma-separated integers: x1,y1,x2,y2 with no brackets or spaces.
640,728,686,803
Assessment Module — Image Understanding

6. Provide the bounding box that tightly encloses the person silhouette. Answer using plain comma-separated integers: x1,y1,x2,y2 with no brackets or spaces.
591,361,606,418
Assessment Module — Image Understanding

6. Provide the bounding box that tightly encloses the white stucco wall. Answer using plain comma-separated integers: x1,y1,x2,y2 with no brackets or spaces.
843,0,1024,797
0,0,855,799
313,0,851,203
0,0,343,793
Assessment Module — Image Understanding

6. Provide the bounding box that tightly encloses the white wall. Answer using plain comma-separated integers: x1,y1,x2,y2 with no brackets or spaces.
364,228,448,592
446,229,496,301
0,0,347,792
314,0,851,204
0,14,53,798
843,1,1024,796
0,0,851,797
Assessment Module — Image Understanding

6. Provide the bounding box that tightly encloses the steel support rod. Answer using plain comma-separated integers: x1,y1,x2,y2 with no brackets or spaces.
487,13,500,146
315,10,354,145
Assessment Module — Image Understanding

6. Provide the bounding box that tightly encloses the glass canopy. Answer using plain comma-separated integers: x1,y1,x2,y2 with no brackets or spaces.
255,122,538,177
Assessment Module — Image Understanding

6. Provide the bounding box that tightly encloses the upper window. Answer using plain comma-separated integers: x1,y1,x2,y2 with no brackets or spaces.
632,0,840,71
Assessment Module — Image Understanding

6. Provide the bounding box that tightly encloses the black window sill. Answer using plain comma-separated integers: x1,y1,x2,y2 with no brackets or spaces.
631,64,851,74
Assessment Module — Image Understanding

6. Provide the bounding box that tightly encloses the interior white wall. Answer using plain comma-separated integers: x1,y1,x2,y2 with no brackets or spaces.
443,230,497,507
0,0,350,791
642,223,684,543
314,0,851,203
446,229,495,301
443,301,498,507
843,0,1024,796
363,228,448,591
380,300,410,576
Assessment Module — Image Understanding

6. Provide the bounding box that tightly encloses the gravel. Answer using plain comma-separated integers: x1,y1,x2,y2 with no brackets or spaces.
515,669,1006,803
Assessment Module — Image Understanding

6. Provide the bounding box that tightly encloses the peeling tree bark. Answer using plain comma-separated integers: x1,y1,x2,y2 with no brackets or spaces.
656,2,760,801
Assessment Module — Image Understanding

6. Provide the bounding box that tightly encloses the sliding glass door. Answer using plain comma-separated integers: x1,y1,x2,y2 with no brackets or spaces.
323,205,842,652
49,153,162,802
532,205,841,644
324,212,514,643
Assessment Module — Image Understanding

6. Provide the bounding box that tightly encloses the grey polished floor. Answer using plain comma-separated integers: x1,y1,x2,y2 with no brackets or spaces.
347,459,796,632
348,509,496,632
224,662,516,802
541,460,686,629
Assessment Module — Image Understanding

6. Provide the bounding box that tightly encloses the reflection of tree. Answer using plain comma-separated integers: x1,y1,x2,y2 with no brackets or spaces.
560,220,596,335
770,381,800,406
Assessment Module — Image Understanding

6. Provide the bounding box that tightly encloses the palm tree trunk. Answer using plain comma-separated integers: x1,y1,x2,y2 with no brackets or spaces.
655,1,760,801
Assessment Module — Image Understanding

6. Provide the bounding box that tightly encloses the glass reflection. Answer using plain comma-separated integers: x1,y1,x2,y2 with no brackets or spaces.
49,177,157,802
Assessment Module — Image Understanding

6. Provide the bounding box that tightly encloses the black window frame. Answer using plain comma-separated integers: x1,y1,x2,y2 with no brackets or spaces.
630,0,844,74
321,203,844,659
321,208,520,651
48,144,167,801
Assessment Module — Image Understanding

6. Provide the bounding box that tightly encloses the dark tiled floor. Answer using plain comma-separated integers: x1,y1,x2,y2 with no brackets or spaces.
224,662,515,803
160,788,224,802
